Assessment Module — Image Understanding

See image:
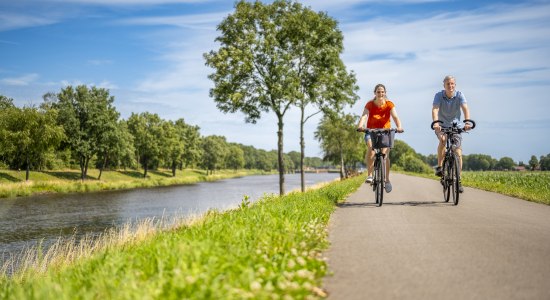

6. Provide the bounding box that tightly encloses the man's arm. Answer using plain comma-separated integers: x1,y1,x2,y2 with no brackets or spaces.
461,103,471,130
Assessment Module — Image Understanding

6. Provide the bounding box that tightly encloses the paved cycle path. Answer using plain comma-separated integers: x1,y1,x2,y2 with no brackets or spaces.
323,173,550,300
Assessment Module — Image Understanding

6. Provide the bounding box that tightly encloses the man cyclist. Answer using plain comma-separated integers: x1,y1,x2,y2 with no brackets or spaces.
432,75,472,193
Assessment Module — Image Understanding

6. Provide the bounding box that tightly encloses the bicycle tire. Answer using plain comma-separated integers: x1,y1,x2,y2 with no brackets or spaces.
442,157,450,202
452,154,461,205
376,157,385,206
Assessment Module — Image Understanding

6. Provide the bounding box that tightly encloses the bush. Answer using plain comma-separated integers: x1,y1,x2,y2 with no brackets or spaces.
401,154,432,173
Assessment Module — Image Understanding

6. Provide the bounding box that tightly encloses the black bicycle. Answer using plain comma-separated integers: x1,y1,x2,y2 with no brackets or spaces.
430,119,476,205
358,128,399,206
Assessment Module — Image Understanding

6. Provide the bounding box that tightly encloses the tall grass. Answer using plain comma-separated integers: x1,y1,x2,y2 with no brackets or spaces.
0,175,364,299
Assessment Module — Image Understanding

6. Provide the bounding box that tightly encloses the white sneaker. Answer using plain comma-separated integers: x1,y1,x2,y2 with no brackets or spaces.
365,176,373,184
385,181,392,193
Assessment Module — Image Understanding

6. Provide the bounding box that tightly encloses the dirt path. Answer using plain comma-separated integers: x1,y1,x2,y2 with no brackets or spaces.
323,173,550,299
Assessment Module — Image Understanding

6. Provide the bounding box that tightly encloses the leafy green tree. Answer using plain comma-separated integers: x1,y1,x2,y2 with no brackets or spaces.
0,95,15,110
226,144,245,170
463,154,496,171
315,113,363,179
127,112,164,178
281,3,359,191
161,120,185,177
175,119,202,169
52,85,119,180
201,135,228,174
95,120,136,178
539,154,550,171
205,0,306,195
529,155,539,171
496,156,516,171
0,105,64,180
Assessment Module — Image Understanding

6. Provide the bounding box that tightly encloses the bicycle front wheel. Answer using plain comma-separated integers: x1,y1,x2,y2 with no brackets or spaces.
442,158,450,202
452,154,460,205
375,157,385,207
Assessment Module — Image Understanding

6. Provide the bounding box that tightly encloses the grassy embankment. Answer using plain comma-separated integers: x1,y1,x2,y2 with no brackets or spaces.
400,170,550,205
0,174,364,299
0,169,270,198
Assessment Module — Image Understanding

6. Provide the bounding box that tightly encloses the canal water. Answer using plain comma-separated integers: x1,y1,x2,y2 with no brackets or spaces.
0,173,339,261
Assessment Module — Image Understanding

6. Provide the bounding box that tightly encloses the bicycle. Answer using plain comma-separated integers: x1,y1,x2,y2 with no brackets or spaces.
430,119,476,205
358,128,400,206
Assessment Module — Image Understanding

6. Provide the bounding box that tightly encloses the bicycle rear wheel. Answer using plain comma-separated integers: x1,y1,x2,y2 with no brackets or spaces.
452,154,460,205
442,158,450,202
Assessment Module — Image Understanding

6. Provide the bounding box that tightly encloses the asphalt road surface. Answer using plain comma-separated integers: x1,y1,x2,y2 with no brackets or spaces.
323,173,550,300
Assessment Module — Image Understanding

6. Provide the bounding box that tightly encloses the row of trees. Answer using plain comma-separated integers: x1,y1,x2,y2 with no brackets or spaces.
0,91,326,181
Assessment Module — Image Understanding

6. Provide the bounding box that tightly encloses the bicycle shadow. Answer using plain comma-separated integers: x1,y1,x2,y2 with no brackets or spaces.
337,200,450,208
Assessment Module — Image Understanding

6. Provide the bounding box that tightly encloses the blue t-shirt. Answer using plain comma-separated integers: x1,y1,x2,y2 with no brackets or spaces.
433,90,467,127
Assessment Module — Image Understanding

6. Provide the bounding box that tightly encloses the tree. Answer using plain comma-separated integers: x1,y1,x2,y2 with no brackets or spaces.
175,119,202,169
496,156,516,171
529,155,539,171
315,113,363,179
161,120,185,177
226,144,245,170
539,154,550,171
52,85,119,180
127,112,164,178
0,105,64,180
205,0,306,195
282,3,359,191
201,135,228,174
0,95,14,110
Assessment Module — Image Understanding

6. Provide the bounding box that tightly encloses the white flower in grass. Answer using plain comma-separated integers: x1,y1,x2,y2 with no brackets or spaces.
258,266,267,274
297,256,306,266
250,281,262,291
296,269,312,279
287,259,296,269
185,275,197,284
291,248,298,256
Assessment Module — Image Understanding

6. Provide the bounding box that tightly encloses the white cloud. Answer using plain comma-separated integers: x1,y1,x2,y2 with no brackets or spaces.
0,73,39,86
0,13,58,31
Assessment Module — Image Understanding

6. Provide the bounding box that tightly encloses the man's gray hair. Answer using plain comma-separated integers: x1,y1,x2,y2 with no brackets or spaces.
443,75,455,83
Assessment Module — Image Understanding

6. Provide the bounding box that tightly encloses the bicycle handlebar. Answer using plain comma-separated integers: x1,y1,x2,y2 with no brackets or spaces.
430,119,476,131
356,128,404,133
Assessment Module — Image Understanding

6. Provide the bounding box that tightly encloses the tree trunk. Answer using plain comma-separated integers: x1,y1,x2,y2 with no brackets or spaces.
300,106,305,192
143,157,148,178
98,154,107,180
84,157,90,180
25,155,30,181
277,115,285,196
172,161,177,177
79,156,86,181
339,145,345,180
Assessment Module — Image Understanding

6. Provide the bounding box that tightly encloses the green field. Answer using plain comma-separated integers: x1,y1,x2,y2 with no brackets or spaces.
403,170,550,205
0,174,364,299
460,171,550,205
0,169,270,198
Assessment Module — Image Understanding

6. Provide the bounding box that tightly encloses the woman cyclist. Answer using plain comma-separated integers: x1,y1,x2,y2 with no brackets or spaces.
357,84,404,193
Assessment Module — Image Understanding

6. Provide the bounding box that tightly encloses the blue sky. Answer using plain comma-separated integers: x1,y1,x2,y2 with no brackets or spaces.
1,0,549,163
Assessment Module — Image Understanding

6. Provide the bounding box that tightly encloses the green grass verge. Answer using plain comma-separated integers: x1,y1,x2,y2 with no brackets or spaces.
0,175,364,299
0,169,270,198
399,170,550,205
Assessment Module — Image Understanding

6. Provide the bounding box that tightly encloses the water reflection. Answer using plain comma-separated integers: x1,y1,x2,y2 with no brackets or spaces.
0,173,338,259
